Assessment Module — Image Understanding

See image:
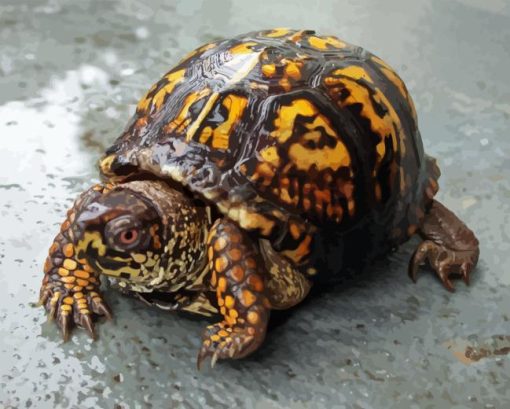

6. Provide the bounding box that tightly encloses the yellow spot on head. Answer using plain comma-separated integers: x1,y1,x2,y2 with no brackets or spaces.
132,253,147,264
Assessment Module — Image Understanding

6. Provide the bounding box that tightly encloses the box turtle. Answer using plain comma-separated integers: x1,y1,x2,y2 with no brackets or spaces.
39,28,479,367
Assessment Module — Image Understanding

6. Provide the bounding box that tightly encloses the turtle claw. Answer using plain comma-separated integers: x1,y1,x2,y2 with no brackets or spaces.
197,322,259,369
461,262,471,286
38,289,51,307
81,314,96,340
91,297,112,320
40,283,111,341
210,351,220,369
409,240,477,292
59,313,71,342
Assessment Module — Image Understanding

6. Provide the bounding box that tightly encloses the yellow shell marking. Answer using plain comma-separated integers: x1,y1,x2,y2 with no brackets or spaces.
262,64,276,77
165,88,212,134
270,99,317,144
237,208,275,236
138,69,186,113
371,55,418,124
328,67,403,159
270,98,351,171
288,141,350,172
308,35,346,50
185,47,261,142
198,94,249,150
264,28,292,38
230,42,257,54
259,146,280,167
177,42,217,65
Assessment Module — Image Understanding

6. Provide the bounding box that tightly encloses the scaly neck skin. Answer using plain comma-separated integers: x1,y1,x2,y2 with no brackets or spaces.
97,180,211,294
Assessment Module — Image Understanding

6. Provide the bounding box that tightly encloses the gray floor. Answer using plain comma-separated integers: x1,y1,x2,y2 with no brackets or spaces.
1,0,509,408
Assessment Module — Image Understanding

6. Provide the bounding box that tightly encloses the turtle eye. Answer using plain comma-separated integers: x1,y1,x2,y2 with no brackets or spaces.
105,216,144,251
119,229,139,245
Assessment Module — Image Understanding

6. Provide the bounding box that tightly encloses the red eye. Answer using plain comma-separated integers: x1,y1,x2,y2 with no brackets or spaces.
119,229,138,245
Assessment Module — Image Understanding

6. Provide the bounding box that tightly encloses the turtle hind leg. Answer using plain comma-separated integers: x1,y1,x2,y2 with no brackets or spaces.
409,200,480,292
259,239,311,310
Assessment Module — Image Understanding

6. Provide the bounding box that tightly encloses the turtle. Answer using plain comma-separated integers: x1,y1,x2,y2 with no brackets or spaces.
39,28,480,367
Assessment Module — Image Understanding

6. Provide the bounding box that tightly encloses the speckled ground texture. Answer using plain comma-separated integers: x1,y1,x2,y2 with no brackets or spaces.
1,0,509,408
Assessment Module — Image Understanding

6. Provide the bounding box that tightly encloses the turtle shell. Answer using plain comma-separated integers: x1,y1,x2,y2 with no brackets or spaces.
100,28,440,277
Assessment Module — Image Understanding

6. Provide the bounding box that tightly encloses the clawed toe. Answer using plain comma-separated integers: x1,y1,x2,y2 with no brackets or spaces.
40,284,112,341
197,322,259,369
409,240,477,292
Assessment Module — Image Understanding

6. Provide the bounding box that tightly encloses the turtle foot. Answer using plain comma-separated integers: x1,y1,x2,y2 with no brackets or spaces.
197,321,263,369
408,240,476,292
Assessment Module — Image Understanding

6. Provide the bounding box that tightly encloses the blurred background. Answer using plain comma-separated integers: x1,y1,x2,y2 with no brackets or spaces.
1,0,509,408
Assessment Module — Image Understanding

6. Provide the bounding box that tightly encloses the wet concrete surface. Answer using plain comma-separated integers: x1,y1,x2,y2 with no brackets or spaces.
1,0,509,408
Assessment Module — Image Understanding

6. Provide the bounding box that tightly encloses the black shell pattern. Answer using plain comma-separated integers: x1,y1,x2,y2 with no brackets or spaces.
100,29,440,278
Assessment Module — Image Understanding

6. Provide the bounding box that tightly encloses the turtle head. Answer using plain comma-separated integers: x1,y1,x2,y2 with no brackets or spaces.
72,182,163,282
71,180,209,290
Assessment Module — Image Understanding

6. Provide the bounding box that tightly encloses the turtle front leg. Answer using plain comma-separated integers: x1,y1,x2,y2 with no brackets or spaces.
197,218,271,368
409,200,480,291
39,209,111,340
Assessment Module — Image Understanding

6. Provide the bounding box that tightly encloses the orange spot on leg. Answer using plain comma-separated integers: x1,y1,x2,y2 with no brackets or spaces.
240,290,257,307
